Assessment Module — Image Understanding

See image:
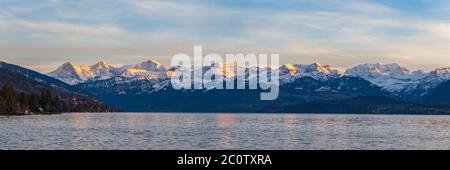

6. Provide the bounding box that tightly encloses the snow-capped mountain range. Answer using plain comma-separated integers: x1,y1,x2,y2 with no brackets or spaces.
47,60,450,99
279,63,341,84
2,60,449,113
344,63,450,99
345,63,423,92
48,60,167,85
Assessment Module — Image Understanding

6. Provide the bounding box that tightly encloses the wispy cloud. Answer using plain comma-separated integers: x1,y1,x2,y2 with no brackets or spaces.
0,0,450,72
7,20,123,35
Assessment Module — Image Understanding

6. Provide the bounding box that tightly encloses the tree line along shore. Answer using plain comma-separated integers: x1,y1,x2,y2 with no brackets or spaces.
0,81,111,115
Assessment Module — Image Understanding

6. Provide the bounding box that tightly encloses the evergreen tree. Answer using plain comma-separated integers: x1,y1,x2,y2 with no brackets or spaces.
29,93,40,112
54,95,64,112
39,90,51,112
19,92,28,111
0,96,6,113
1,81,17,113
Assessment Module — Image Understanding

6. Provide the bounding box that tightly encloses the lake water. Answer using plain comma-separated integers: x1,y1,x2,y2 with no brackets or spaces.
0,113,449,150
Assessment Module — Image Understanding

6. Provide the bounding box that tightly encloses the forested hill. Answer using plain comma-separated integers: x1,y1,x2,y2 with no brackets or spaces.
0,81,111,114
0,64,114,115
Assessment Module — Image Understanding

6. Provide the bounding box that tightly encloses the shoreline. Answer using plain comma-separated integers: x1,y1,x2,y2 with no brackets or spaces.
0,112,62,116
2,112,450,116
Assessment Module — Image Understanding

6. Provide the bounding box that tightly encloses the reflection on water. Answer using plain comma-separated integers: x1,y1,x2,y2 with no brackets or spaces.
0,113,450,150
215,114,235,149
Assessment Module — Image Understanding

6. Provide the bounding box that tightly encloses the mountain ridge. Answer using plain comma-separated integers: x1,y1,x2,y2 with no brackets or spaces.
0,59,437,114
48,61,450,99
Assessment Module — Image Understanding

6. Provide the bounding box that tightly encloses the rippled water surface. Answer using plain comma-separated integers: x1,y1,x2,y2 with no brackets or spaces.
1,113,450,150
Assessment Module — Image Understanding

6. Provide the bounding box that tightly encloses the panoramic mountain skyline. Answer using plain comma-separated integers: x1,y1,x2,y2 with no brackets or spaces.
1,0,450,72
2,58,450,113
30,59,447,113
45,60,450,94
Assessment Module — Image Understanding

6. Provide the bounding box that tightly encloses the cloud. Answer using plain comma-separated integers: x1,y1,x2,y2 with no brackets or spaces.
0,19,127,46
423,23,450,40
121,0,206,18
13,20,123,36
346,1,395,14
1,0,450,72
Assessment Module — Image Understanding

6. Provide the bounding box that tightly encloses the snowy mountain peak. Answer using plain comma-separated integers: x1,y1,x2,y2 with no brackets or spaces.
279,63,341,84
425,67,450,82
307,62,334,74
57,62,82,73
143,60,163,67
61,61,75,67
89,61,115,80
48,60,171,85
132,60,165,71
48,62,85,85
117,60,166,78
432,67,450,74
282,64,298,75
91,61,110,69
345,63,424,92
346,63,411,77
280,63,337,75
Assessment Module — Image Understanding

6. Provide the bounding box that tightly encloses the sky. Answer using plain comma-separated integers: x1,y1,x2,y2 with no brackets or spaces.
0,0,450,73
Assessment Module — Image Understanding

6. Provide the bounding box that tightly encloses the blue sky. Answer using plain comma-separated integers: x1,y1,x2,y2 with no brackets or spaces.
0,0,450,72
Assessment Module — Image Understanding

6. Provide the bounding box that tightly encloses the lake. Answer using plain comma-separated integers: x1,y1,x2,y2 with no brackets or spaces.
0,113,449,150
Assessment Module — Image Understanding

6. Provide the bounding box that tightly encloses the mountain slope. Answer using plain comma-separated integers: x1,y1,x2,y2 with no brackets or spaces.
423,80,450,104
0,61,113,113
0,61,82,93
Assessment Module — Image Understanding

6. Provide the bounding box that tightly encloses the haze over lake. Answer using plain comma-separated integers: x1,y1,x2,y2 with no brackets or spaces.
1,113,450,150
